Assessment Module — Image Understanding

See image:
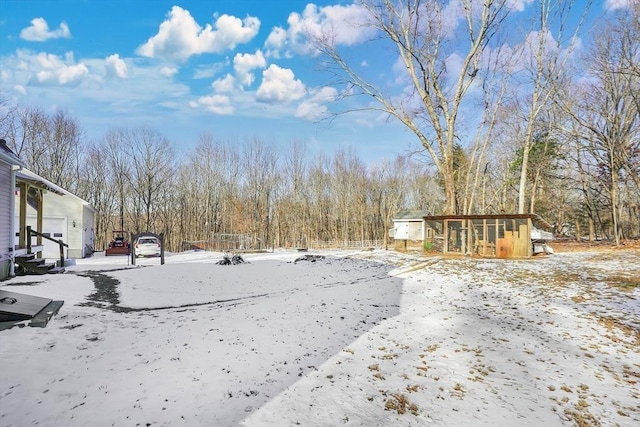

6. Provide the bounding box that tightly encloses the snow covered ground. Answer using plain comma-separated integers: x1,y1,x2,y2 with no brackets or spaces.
0,248,638,427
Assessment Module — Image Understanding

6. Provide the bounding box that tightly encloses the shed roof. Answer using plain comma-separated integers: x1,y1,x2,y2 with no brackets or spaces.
423,214,553,231
393,209,431,220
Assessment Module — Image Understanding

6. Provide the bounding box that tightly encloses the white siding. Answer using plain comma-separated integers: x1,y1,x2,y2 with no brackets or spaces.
15,191,86,259
408,222,424,240
393,220,424,241
0,162,12,258
81,205,95,257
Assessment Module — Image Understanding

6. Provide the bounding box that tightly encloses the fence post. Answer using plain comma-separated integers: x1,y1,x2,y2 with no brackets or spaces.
160,233,165,265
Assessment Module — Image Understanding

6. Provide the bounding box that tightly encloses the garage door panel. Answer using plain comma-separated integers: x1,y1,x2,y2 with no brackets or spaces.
15,217,66,259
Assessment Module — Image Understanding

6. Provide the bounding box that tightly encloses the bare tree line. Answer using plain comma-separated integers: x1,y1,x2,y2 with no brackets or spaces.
0,0,638,250
312,0,639,244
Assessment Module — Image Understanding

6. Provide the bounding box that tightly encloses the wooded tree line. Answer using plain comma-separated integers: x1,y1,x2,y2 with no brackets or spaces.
0,0,638,251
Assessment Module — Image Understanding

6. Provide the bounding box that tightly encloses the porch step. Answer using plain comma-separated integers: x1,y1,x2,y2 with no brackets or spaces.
14,253,35,263
14,255,65,275
33,262,56,275
47,267,66,274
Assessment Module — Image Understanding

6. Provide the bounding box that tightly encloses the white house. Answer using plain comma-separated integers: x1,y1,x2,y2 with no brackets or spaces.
0,140,25,279
15,168,95,260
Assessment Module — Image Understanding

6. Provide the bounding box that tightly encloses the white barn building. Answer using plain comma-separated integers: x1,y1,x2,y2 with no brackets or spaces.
14,169,95,261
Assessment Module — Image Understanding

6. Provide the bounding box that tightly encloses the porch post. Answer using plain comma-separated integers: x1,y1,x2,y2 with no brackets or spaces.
18,182,27,249
36,190,43,258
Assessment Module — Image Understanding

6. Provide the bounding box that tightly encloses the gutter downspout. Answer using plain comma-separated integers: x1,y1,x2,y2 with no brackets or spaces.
9,163,22,276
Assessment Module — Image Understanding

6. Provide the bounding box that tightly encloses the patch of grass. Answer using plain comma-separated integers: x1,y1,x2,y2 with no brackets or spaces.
424,344,439,352
373,372,385,380
602,274,640,292
384,394,419,416
406,384,419,393
622,365,640,385
596,317,640,345
572,295,587,303
564,407,601,427
451,383,466,399
561,385,573,393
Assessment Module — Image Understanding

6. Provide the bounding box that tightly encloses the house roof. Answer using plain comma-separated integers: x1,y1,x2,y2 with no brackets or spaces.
393,209,431,221
16,168,96,212
0,139,24,167
16,169,66,196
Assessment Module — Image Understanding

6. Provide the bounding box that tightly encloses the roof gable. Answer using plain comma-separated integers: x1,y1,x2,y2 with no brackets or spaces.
0,139,24,167
393,209,431,220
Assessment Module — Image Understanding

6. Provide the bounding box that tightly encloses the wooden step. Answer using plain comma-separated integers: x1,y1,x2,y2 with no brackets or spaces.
47,267,66,274
32,263,56,275
14,253,35,264
25,258,46,265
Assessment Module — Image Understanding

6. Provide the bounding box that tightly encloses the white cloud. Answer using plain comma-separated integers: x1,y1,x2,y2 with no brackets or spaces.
105,54,127,78
264,27,287,58
605,0,630,10
193,60,229,79
136,6,260,63
295,86,337,120
159,66,178,77
20,18,71,41
256,64,306,104
506,0,535,12
212,74,235,93
267,3,375,57
233,50,266,87
190,94,234,115
16,50,88,86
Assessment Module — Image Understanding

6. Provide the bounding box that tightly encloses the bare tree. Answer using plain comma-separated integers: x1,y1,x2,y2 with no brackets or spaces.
511,0,590,214
122,127,177,232
9,107,84,190
76,141,118,250
313,0,513,214
559,7,640,245
0,91,19,143
240,138,280,249
104,128,133,233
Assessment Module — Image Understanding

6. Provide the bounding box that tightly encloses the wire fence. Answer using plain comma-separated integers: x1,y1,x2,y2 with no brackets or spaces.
182,238,387,252
307,239,385,249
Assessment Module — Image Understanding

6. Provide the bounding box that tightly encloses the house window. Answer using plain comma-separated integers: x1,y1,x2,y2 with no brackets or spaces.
53,233,63,238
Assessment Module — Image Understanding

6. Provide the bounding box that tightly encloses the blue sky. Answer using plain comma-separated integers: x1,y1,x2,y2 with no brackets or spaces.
0,0,629,164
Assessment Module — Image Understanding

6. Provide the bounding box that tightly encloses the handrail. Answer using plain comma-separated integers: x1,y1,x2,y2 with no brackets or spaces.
26,226,69,268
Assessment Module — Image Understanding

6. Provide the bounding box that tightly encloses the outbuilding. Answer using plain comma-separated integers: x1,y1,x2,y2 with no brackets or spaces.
423,214,554,258
391,210,431,251
14,168,96,261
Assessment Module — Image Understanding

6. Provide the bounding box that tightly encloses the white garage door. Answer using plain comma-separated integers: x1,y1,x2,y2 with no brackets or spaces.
15,216,66,259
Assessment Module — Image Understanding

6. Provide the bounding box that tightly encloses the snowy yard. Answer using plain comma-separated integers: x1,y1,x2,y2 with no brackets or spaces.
0,248,638,426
